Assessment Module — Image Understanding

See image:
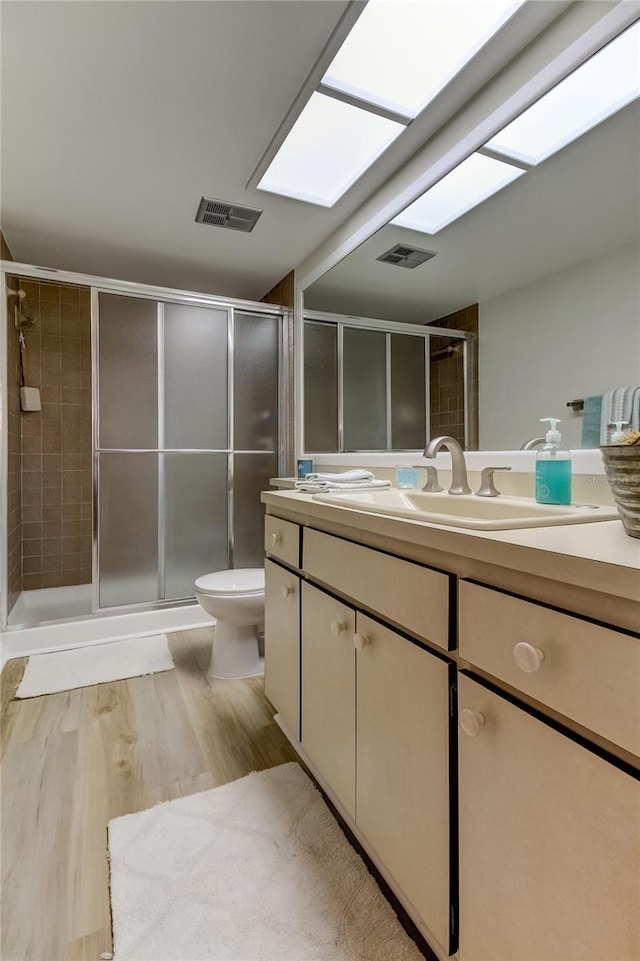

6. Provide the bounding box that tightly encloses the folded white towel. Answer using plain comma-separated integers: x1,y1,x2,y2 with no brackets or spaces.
600,386,640,444
296,479,392,493
303,469,374,483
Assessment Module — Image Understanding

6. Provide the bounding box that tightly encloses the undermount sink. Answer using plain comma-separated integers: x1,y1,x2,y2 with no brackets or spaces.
312,488,619,530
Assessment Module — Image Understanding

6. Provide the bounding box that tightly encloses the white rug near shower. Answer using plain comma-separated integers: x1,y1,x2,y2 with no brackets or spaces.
108,762,424,961
15,634,174,698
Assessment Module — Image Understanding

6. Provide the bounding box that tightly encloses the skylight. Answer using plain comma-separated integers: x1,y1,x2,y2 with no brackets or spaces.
257,92,403,207
391,152,525,234
321,0,525,119
486,21,640,165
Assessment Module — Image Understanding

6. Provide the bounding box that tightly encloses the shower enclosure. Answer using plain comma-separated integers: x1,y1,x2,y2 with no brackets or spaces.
303,309,475,453
1,264,288,629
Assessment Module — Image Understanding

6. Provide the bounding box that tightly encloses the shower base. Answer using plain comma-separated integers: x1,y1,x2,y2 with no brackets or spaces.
2,588,212,669
8,583,93,627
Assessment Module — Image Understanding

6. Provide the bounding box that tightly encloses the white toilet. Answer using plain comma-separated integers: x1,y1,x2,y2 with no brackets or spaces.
194,568,265,679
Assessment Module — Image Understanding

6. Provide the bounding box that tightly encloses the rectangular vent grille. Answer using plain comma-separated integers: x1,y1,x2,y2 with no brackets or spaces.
195,196,262,233
376,244,437,268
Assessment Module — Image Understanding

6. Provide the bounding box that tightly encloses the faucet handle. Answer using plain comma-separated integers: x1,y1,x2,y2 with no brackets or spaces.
475,466,512,498
413,465,443,492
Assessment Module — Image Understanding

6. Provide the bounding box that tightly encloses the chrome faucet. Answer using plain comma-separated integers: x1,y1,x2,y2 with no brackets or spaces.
521,437,546,451
423,435,471,495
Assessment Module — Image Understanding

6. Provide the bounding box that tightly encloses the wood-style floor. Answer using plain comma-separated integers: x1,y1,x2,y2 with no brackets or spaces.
1,628,297,961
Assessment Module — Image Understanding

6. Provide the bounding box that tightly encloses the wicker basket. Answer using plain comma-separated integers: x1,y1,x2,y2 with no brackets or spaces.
600,445,640,538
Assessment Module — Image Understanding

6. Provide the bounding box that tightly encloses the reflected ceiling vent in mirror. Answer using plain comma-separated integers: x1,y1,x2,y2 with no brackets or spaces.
195,197,262,233
376,244,437,268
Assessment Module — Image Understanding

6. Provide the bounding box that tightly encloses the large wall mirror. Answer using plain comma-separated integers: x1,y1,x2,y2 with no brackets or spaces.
303,27,640,452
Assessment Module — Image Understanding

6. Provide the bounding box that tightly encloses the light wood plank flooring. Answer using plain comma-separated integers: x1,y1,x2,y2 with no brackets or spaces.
1,628,297,961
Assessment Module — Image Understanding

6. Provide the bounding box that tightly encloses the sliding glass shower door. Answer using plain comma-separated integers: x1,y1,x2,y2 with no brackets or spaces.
96,292,280,609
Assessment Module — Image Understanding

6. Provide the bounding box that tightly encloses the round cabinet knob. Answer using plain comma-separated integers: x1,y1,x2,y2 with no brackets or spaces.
460,708,485,737
281,585,294,599
270,532,282,546
354,632,371,652
514,641,545,673
331,620,347,636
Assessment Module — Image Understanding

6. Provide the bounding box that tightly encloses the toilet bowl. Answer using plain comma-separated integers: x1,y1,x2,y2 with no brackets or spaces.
194,568,265,679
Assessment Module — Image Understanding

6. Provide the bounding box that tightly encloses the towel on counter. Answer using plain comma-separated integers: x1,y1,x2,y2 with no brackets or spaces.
303,469,375,483
600,386,640,444
295,479,392,493
581,395,603,448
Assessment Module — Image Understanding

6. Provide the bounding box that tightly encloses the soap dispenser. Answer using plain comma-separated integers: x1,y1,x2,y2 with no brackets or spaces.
535,418,572,505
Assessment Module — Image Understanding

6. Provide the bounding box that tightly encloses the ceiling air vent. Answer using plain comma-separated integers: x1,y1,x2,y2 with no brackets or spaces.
376,244,437,268
195,197,262,233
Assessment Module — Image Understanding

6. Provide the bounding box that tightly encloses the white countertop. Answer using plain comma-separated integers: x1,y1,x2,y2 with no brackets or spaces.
262,490,640,604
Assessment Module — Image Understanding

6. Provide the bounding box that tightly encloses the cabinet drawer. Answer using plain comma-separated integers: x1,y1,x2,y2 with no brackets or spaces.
264,515,300,568
459,580,640,756
304,529,450,650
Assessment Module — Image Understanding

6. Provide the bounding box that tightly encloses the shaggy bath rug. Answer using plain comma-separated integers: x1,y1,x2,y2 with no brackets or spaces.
108,761,425,960
16,634,174,698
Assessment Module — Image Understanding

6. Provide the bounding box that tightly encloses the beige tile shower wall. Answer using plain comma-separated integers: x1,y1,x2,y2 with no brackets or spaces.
19,279,92,590
429,303,479,450
7,283,22,613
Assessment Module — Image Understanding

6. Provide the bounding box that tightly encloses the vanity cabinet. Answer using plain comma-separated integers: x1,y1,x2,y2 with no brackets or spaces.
301,582,356,818
458,673,640,961
356,612,453,953
263,499,640,961
299,586,454,950
264,559,301,740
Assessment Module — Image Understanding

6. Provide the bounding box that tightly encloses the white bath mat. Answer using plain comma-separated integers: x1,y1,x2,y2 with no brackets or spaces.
108,762,424,961
16,634,174,699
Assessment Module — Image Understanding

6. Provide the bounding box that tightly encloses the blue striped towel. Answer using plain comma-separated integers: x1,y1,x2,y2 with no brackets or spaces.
581,395,602,448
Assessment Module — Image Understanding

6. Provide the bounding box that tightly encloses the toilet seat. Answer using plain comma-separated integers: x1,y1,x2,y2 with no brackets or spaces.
195,568,264,597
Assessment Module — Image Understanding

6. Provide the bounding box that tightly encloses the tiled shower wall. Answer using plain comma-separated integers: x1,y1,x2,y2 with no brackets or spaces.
18,279,93,590
7,284,22,614
429,303,479,450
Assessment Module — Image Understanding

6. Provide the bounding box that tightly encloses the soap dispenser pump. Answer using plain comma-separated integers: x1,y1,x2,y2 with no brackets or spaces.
535,417,572,505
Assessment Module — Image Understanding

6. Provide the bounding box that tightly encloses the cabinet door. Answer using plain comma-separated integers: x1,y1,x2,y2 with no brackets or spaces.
264,560,300,740
301,582,356,818
458,674,640,961
356,613,452,954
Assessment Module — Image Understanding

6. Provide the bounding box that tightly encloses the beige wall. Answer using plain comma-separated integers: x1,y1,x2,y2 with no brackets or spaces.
18,279,93,590
479,242,640,450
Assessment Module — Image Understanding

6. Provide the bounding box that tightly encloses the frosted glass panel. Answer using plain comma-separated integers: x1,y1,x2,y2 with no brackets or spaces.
164,304,229,449
234,312,279,451
304,323,338,452
99,453,158,607
98,294,158,449
391,334,426,449
233,453,278,568
163,453,229,599
343,328,387,450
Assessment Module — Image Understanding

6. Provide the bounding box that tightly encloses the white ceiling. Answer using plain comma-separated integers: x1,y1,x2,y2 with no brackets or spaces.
1,0,356,299
0,0,568,301
305,98,640,322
